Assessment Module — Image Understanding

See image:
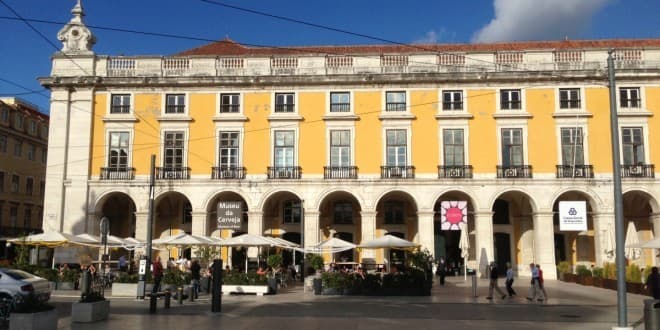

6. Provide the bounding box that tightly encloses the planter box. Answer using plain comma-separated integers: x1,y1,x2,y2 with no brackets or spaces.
71,300,110,323
602,278,618,290
222,284,269,296
9,308,57,330
579,275,594,286
56,281,75,290
322,287,342,295
626,282,644,295
592,277,603,288
111,283,138,297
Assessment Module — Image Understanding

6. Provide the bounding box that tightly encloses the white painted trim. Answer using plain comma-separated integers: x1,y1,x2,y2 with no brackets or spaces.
103,129,134,168
496,124,528,165
216,91,244,115
271,91,299,115
215,125,244,167
161,92,190,116
555,87,586,113
160,124,190,167
438,122,470,166
325,124,355,166
382,89,410,114
325,90,354,115
554,124,590,165
270,126,299,167
438,88,469,114
617,120,650,164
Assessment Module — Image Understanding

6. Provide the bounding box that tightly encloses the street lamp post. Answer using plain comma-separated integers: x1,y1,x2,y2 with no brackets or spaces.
100,216,109,277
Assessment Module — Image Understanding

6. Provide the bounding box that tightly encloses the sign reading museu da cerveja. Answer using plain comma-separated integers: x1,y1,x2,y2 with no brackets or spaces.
217,201,243,229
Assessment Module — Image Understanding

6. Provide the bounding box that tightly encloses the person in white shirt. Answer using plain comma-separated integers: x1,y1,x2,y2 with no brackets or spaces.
526,263,545,301
505,262,516,297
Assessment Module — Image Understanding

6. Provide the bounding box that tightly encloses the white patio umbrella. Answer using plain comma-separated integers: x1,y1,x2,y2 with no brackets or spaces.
602,225,616,261
624,222,641,261
219,233,277,272
75,233,126,247
358,235,419,249
458,223,470,281
310,237,357,262
9,231,97,247
640,237,660,248
122,237,145,250
153,233,214,247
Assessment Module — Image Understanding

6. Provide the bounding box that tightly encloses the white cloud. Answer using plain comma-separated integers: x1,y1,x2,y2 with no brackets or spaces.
472,0,611,43
413,28,456,44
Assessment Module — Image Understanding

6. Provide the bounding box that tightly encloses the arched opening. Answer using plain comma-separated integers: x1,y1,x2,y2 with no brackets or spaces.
552,191,595,269
154,192,193,262
433,191,476,276
319,191,362,264
262,191,303,269
623,190,658,267
96,192,136,261
375,191,418,267
206,191,248,269
491,191,535,276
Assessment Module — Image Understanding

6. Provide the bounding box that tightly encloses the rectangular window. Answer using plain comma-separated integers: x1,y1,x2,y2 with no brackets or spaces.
385,91,406,111
442,90,463,110
1,108,8,123
14,140,22,157
218,131,240,167
24,207,32,228
622,127,644,165
560,128,584,165
620,87,641,108
14,113,23,130
274,130,295,167
165,94,186,114
27,144,35,161
11,175,19,193
275,93,295,113
220,93,240,113
330,92,350,112
384,201,404,224
108,132,130,169
283,200,301,224
28,121,37,135
330,130,351,166
41,148,47,163
559,88,581,109
26,178,34,196
500,89,521,110
443,129,465,166
163,131,185,168
386,129,407,166
333,201,353,224
10,206,18,228
111,94,131,114
0,172,4,192
0,134,6,153
501,128,523,166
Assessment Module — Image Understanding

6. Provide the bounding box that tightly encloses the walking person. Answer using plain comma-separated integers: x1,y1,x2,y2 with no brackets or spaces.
486,262,507,300
644,266,660,299
505,262,516,297
537,264,548,299
152,256,163,293
436,257,446,286
526,263,545,301
190,259,201,298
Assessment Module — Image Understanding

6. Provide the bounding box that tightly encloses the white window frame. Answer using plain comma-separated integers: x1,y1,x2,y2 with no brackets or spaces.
108,93,133,115
106,131,132,168
327,91,353,114
438,120,470,166
383,90,408,112
496,124,528,166
618,87,645,109
270,127,299,167
618,124,649,165
160,125,189,168
557,87,584,111
218,92,243,114
441,90,465,111
162,93,189,115
497,88,524,111
217,130,243,168
554,122,590,166
381,126,411,167
326,127,355,167
272,92,298,114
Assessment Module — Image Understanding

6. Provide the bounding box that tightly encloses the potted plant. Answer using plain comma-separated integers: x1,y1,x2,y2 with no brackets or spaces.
163,268,190,299
222,271,269,295
305,254,324,295
575,265,593,286
321,272,346,295
556,261,570,281
592,267,604,287
9,294,57,330
266,254,283,294
71,273,110,323
111,273,140,297
625,264,644,294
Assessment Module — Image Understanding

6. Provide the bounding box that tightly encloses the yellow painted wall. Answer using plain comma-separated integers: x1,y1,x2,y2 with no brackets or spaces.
647,87,660,167
133,94,161,174
585,87,612,173
299,92,325,174
527,89,557,172
411,90,438,173
188,93,216,174
355,91,381,174
89,94,106,176
243,92,270,175
468,89,497,173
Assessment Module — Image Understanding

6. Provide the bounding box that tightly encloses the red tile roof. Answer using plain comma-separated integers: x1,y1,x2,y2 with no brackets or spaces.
0,99,49,121
177,38,660,57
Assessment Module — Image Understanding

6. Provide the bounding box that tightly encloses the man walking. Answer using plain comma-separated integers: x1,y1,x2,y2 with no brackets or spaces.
526,263,545,301
152,256,163,293
487,262,506,300
505,262,516,297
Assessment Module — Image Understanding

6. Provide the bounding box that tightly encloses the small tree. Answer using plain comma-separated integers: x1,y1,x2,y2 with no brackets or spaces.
305,254,324,272
194,246,220,269
267,254,283,270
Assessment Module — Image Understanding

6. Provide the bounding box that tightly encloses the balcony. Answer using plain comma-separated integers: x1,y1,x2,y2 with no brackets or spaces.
497,165,533,178
324,166,358,179
621,164,655,178
211,166,246,179
380,166,415,179
330,103,350,112
268,166,302,179
438,165,473,179
556,165,594,179
155,167,190,180
100,167,135,180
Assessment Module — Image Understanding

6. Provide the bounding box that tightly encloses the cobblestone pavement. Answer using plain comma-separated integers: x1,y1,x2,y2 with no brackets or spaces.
46,276,652,330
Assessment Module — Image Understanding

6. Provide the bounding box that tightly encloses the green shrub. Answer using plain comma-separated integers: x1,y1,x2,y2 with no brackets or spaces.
557,261,571,274
223,271,267,285
407,249,433,272
114,272,139,283
162,268,190,287
267,254,283,270
61,268,80,283
603,262,617,280
305,254,324,272
321,272,348,288
592,267,604,278
626,264,642,283
575,265,592,277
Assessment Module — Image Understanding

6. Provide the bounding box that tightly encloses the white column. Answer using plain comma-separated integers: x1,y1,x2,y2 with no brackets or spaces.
533,211,557,280
417,211,435,258
360,210,377,261
652,213,660,266
304,210,320,249
134,212,149,242
191,211,207,236
474,211,494,278
246,211,263,259
593,212,614,267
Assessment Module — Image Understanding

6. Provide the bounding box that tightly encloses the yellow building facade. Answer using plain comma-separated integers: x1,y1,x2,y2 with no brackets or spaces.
40,4,660,278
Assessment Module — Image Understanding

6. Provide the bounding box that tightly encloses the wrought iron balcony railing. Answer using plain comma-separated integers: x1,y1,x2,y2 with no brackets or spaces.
380,166,415,179
496,165,533,178
438,165,473,179
324,166,358,179
621,164,655,178
155,167,191,180
100,167,135,180
556,165,594,178
267,166,302,179
211,166,246,179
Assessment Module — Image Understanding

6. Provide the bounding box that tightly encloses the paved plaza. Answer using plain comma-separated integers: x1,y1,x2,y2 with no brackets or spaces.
46,277,652,330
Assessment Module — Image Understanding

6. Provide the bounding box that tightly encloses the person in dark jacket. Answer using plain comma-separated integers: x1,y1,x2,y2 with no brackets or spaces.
190,259,201,298
645,266,660,299
487,262,506,300
152,256,163,293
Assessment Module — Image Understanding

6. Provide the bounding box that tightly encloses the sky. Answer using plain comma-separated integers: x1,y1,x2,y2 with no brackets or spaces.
0,0,658,113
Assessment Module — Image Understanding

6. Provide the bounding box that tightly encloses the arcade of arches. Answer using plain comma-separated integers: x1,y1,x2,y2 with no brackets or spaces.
91,188,660,279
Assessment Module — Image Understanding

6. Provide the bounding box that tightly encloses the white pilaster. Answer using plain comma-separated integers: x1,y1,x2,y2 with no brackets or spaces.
304,210,320,248
191,211,207,236
247,211,263,258
593,212,615,266
417,210,435,257
475,211,494,278
134,212,149,242
652,213,660,266
360,210,377,261
533,211,557,280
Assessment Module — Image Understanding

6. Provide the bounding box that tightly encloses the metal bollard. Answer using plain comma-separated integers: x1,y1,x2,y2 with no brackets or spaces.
149,293,157,314
164,290,170,309
189,285,195,302
177,287,183,305
472,274,477,297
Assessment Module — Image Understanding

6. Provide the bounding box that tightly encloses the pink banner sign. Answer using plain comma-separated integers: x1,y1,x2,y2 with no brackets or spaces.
440,201,467,230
